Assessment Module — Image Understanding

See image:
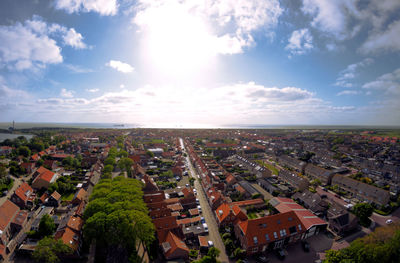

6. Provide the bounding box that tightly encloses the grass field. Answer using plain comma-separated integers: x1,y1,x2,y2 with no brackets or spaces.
61,192,74,201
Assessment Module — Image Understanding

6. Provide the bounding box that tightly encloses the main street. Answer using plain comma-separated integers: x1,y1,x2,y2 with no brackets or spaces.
179,138,229,263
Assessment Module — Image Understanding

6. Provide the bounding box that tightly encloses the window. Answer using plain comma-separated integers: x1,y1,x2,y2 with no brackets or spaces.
252,247,258,252
253,236,258,244
273,232,278,239
298,224,302,231
259,223,267,228
277,219,281,224
279,229,287,237
288,217,293,221
265,234,270,241
289,226,297,234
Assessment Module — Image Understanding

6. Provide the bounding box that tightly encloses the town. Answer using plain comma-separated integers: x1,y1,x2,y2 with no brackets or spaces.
0,128,399,263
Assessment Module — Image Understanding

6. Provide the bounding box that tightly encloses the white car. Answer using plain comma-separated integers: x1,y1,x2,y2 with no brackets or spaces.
386,219,393,224
203,223,208,232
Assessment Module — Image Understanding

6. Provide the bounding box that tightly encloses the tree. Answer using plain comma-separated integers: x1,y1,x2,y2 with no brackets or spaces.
353,203,374,227
83,177,154,262
325,223,400,263
146,150,154,158
38,214,56,237
233,248,246,259
17,146,31,157
0,165,6,178
117,150,129,158
33,237,72,263
118,158,134,177
104,164,114,173
189,249,199,259
104,157,116,166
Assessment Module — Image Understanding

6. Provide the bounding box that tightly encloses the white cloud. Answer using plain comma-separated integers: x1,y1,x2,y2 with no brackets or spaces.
334,58,374,87
65,64,93,73
60,88,74,98
337,90,359,96
360,20,400,54
133,0,283,70
32,81,361,126
63,28,87,49
106,60,134,73
120,84,125,89
0,16,87,71
54,0,118,16
362,68,400,95
301,0,359,39
86,88,99,93
285,28,313,55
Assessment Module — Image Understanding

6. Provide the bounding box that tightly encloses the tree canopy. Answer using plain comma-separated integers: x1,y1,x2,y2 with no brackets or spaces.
33,237,72,263
353,202,374,227
325,223,400,263
83,177,154,262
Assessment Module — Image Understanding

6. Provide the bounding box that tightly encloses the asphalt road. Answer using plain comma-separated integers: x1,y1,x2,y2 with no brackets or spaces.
180,138,230,263
316,186,347,206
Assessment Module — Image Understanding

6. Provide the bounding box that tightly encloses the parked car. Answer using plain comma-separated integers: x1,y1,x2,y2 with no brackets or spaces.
276,249,286,260
200,217,206,224
301,240,310,252
208,240,214,247
256,254,270,262
203,223,208,233
386,219,393,224
197,205,202,212
186,183,190,187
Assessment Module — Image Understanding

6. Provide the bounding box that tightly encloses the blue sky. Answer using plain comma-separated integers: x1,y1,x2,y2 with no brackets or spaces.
0,0,399,127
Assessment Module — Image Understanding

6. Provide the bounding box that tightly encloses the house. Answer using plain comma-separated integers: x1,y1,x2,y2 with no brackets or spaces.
331,174,390,206
20,162,35,174
55,215,84,255
277,155,306,173
215,202,248,227
0,200,20,248
46,191,61,207
304,164,333,185
10,182,35,210
43,160,58,170
161,231,189,260
270,197,328,239
71,188,88,205
0,146,13,155
292,191,329,215
10,210,28,235
327,203,358,236
32,166,57,189
278,169,310,191
234,210,305,255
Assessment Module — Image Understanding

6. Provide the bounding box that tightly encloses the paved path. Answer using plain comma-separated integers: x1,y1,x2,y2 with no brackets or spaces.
251,183,274,200
180,138,229,263
316,186,347,206
371,206,400,226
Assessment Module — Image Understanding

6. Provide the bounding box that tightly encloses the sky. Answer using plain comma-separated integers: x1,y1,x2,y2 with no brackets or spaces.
0,0,399,128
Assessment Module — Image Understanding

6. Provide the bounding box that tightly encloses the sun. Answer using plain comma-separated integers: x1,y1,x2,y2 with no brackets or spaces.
138,2,217,79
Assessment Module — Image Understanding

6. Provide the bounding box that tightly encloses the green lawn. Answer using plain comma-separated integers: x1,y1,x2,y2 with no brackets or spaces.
247,212,258,219
61,192,74,201
256,160,279,175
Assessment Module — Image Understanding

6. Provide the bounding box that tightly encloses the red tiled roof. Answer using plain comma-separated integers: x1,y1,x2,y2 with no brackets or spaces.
198,236,208,247
67,216,83,232
271,197,327,230
0,200,20,231
33,166,55,183
162,231,189,259
153,216,178,231
14,182,33,203
238,210,303,247
51,191,61,201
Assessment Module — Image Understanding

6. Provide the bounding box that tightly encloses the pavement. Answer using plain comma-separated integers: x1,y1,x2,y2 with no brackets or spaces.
0,174,28,206
251,182,274,200
371,206,400,226
316,186,347,206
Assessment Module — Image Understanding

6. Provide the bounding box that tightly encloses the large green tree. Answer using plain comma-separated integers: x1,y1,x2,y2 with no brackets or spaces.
353,203,374,227
83,177,154,262
325,223,400,263
38,214,56,238
32,237,72,263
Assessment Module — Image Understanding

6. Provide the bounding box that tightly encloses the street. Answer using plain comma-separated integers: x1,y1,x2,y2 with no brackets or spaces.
180,138,230,263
